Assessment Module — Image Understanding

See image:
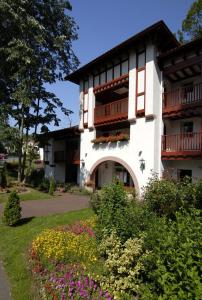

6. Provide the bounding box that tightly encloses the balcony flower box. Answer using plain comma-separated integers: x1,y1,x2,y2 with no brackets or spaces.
91,133,129,144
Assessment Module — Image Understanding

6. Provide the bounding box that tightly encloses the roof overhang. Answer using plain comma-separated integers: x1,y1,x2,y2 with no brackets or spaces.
66,20,179,85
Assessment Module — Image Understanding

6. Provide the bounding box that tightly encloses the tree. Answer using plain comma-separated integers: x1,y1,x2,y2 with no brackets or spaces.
2,191,21,226
177,0,202,42
0,0,78,181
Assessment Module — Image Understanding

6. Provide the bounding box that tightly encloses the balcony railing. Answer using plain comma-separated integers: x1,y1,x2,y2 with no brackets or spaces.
163,82,202,113
94,98,128,125
162,132,202,157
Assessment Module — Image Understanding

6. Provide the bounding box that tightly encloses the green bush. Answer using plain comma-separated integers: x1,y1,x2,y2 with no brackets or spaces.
195,180,202,210
143,176,201,218
26,169,44,187
2,191,21,226
49,176,55,195
95,180,135,241
143,176,180,217
38,178,50,192
69,185,91,195
141,209,202,299
90,191,101,214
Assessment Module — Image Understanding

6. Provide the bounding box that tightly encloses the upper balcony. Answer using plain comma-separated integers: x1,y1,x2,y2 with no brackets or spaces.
162,132,202,160
94,97,128,126
163,82,202,118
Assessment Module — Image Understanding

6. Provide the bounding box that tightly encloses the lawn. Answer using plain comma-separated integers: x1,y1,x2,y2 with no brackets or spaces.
0,208,93,300
0,188,53,203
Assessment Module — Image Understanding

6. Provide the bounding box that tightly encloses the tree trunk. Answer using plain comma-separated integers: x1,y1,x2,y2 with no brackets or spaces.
22,127,29,182
18,105,25,182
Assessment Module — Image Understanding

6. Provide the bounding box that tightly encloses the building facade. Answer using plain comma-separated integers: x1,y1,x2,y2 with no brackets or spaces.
44,21,202,194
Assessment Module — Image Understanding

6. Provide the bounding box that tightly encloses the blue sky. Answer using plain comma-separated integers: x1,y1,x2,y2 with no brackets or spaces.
48,0,194,131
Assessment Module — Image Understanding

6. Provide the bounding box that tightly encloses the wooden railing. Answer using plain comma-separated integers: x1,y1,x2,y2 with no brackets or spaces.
162,132,202,152
94,98,128,125
163,82,202,110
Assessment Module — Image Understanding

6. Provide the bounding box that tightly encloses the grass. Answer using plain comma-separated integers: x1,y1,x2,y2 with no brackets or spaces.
0,208,94,300
0,188,53,203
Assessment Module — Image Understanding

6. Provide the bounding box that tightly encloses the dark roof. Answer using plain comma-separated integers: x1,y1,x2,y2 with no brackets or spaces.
66,20,179,84
38,126,80,141
158,36,202,62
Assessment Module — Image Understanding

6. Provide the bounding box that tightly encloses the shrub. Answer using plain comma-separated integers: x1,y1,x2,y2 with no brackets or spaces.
143,175,202,218
69,185,91,195
95,180,135,241
99,232,149,299
194,180,202,210
143,176,180,217
141,209,202,299
90,191,102,214
49,176,55,195
26,168,44,187
38,177,50,192
2,191,21,226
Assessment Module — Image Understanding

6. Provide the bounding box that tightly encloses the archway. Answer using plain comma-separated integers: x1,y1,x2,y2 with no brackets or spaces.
89,156,139,194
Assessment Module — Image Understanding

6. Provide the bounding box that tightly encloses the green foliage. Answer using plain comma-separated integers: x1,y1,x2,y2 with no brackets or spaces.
0,166,7,188
39,177,50,192
68,185,91,195
27,169,44,187
99,232,149,299
90,191,102,214
95,180,135,241
2,191,21,225
143,176,180,217
49,176,55,196
0,0,79,181
177,0,202,41
195,180,202,209
143,176,200,218
141,209,202,300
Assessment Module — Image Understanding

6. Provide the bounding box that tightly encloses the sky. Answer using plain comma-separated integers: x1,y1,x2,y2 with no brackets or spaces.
48,0,195,131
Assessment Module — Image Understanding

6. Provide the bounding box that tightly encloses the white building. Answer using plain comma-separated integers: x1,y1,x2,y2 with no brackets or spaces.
45,21,202,194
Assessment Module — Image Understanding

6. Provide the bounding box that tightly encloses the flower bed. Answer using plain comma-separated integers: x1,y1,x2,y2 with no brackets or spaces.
29,218,113,300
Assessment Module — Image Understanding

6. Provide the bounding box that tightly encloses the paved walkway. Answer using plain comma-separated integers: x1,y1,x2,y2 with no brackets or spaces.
0,260,11,300
0,192,90,218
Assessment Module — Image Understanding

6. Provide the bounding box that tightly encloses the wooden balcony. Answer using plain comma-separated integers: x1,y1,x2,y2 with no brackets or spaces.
162,132,202,160
94,98,128,126
163,82,202,118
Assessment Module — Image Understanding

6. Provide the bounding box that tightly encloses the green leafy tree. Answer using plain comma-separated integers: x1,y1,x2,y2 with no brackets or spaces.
0,0,78,181
2,191,21,226
177,0,202,42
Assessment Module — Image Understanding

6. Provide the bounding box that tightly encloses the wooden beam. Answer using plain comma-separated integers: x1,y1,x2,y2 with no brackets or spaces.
164,55,202,75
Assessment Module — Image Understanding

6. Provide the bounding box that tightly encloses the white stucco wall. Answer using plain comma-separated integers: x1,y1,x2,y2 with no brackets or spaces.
79,42,163,193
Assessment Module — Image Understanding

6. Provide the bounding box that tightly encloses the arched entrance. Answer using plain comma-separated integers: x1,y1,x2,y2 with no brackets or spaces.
89,156,139,193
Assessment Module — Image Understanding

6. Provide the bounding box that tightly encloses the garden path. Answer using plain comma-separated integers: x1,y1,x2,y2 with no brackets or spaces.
0,260,11,300
0,192,90,218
